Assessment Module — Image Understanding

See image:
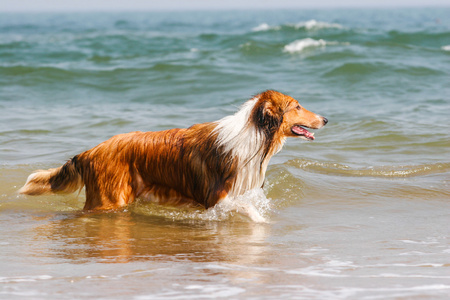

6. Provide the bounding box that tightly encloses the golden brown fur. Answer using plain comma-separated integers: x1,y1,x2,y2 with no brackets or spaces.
20,90,327,212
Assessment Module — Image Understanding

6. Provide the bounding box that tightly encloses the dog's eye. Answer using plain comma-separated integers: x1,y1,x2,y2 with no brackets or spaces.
296,105,301,110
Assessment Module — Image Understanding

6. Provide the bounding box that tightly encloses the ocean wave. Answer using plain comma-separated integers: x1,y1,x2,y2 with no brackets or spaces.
0,65,78,79
284,159,450,178
323,61,443,78
252,19,342,32
294,19,343,30
252,23,279,32
323,62,388,78
283,38,338,53
442,45,450,51
384,30,450,49
0,275,53,283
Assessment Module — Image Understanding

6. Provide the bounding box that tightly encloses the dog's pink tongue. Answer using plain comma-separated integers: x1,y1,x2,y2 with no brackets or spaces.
292,126,315,140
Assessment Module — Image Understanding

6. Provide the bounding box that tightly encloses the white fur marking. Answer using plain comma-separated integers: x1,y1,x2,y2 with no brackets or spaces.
213,97,283,198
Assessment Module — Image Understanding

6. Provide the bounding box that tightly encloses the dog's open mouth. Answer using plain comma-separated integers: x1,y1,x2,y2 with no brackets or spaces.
291,125,315,140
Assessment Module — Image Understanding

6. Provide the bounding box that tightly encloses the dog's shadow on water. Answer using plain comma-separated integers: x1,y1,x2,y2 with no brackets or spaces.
31,205,271,265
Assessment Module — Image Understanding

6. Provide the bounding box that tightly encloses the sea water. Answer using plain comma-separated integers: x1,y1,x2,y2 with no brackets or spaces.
0,8,449,299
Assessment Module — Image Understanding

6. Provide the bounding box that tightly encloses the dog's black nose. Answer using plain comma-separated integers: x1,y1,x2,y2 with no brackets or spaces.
323,117,328,125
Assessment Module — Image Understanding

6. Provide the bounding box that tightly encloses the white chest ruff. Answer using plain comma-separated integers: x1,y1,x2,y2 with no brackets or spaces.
213,98,285,197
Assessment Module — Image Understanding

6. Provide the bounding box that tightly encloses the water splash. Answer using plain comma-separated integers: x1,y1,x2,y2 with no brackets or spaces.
133,189,272,223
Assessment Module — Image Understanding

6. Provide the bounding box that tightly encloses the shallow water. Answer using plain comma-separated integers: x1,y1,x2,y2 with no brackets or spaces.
1,8,450,299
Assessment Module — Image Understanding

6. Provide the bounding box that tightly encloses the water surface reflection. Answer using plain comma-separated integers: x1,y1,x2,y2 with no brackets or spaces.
33,211,271,265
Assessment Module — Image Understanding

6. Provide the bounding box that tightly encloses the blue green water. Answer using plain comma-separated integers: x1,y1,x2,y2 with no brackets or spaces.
0,8,449,299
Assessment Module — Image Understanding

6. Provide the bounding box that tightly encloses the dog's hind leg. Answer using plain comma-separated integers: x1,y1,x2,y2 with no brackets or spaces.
82,170,136,211
83,183,135,211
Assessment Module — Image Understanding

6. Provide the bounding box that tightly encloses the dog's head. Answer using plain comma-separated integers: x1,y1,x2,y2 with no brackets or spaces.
252,90,327,141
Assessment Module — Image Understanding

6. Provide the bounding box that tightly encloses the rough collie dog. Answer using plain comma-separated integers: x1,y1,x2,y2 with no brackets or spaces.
20,90,327,220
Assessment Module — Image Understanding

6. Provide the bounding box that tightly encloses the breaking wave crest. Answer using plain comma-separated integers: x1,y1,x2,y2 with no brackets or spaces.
283,38,341,53
252,19,343,32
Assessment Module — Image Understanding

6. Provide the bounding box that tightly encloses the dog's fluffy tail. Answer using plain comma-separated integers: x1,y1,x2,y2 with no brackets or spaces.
20,158,83,195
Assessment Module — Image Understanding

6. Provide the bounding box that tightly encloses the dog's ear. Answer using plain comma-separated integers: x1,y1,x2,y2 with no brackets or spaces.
252,101,283,137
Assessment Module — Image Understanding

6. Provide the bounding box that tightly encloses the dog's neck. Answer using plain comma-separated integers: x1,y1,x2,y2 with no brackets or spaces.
213,98,286,197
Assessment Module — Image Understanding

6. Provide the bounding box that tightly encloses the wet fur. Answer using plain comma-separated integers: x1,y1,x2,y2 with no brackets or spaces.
20,90,327,212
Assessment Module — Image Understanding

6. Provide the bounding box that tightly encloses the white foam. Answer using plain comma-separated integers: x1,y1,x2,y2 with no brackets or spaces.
137,286,245,299
284,38,331,53
295,19,343,30
442,45,450,51
0,275,52,283
400,239,439,245
252,20,341,32
252,23,274,32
